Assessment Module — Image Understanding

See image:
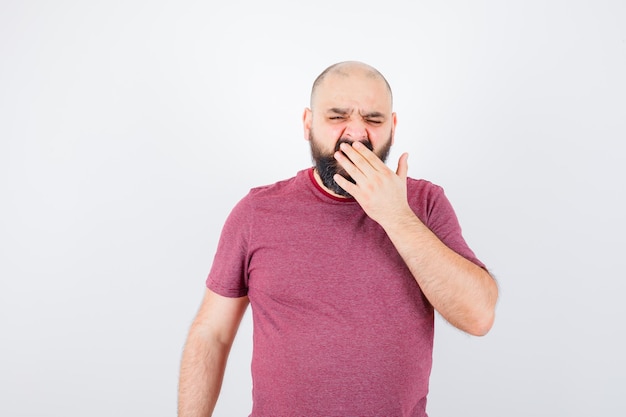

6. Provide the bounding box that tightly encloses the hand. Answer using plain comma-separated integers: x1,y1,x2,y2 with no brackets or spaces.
333,141,413,227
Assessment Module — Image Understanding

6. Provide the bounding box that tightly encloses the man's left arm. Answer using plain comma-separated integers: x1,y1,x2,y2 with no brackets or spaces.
334,142,498,336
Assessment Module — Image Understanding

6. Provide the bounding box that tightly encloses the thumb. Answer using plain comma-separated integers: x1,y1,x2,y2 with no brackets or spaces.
396,152,409,179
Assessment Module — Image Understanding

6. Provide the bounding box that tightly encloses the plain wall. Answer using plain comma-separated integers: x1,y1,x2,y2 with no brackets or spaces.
1,1,625,416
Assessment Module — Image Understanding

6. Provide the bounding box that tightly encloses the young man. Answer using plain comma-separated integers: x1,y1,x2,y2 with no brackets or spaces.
178,61,498,417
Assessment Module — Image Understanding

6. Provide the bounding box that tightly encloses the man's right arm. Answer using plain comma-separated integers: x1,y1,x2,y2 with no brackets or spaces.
178,288,249,417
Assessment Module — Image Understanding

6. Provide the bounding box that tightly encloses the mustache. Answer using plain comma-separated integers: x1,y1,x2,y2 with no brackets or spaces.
309,132,391,198
314,138,374,198
334,138,374,154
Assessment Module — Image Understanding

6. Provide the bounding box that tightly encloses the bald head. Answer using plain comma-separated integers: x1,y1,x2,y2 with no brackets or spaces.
310,61,393,109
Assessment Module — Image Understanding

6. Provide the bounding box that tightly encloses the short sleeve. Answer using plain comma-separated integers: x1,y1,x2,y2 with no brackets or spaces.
424,186,486,269
205,195,252,297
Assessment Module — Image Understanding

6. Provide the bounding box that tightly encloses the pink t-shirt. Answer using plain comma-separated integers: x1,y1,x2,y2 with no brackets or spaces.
207,168,485,417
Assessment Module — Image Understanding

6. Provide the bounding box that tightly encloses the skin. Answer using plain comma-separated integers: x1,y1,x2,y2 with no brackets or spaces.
303,61,498,336
304,62,397,189
178,290,248,417
178,61,498,416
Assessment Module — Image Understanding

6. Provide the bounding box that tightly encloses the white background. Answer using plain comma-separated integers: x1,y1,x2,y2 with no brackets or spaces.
1,1,625,416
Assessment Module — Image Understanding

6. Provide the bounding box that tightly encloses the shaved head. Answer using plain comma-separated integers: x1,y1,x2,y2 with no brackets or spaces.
304,61,396,197
310,61,393,109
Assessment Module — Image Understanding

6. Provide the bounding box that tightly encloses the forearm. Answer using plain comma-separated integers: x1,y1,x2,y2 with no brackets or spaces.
330,144,497,334
178,329,231,417
383,213,498,336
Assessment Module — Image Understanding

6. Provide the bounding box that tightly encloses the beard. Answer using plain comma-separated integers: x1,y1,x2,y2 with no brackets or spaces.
309,131,393,198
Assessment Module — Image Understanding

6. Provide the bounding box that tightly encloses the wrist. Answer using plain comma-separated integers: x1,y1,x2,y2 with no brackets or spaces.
379,206,422,234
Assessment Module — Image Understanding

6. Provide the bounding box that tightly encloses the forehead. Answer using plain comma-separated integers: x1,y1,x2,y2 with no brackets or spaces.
313,70,392,113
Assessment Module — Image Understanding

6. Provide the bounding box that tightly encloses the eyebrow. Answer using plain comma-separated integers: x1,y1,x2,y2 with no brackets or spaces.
326,108,385,119
361,111,385,119
327,107,352,115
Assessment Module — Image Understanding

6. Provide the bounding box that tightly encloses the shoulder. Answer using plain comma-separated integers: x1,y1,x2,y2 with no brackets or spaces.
405,177,451,223
243,169,309,204
230,171,305,219
407,177,445,199
248,175,298,198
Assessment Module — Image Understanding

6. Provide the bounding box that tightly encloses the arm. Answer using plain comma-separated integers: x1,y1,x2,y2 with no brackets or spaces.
178,289,249,417
380,211,497,336
334,142,498,336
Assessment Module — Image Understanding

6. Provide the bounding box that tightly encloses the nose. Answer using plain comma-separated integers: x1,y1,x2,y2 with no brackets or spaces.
342,119,368,141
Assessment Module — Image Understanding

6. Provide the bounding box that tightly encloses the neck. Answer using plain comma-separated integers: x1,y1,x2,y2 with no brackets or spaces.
312,168,351,199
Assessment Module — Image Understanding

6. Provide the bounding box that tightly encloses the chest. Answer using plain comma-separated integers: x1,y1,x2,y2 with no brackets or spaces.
244,205,424,313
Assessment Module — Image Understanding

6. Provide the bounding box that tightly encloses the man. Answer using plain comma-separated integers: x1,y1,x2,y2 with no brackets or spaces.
178,61,498,417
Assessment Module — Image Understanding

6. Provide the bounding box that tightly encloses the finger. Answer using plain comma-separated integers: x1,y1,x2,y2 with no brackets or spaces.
333,173,357,196
396,152,409,179
334,145,368,183
338,142,372,173
351,141,388,171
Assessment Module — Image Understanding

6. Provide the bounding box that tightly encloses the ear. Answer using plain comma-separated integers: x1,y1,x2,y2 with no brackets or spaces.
303,108,312,141
391,112,397,145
